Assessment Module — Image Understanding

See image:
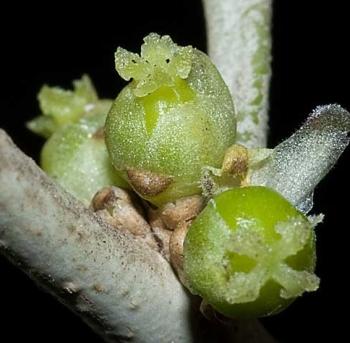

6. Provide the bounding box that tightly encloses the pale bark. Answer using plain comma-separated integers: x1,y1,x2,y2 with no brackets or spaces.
0,130,195,343
203,0,272,148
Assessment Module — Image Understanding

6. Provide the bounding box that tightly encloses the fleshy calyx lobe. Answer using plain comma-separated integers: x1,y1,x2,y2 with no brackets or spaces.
115,33,194,97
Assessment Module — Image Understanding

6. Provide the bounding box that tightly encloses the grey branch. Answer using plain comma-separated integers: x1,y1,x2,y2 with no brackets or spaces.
0,129,195,343
203,0,272,148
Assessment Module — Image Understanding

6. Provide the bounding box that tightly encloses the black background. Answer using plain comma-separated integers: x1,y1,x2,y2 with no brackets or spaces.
0,1,349,342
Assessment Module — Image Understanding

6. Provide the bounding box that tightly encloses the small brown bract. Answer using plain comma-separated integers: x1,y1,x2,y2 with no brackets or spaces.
222,144,249,179
146,204,172,259
145,195,204,262
160,195,204,230
126,169,173,197
169,220,191,285
91,186,158,250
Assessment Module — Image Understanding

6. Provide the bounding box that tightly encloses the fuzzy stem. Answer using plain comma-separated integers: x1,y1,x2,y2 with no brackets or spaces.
203,0,272,148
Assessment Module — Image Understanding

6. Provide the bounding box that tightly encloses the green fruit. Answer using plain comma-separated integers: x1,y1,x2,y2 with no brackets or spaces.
27,75,127,205
105,33,236,206
41,114,128,205
183,186,319,318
